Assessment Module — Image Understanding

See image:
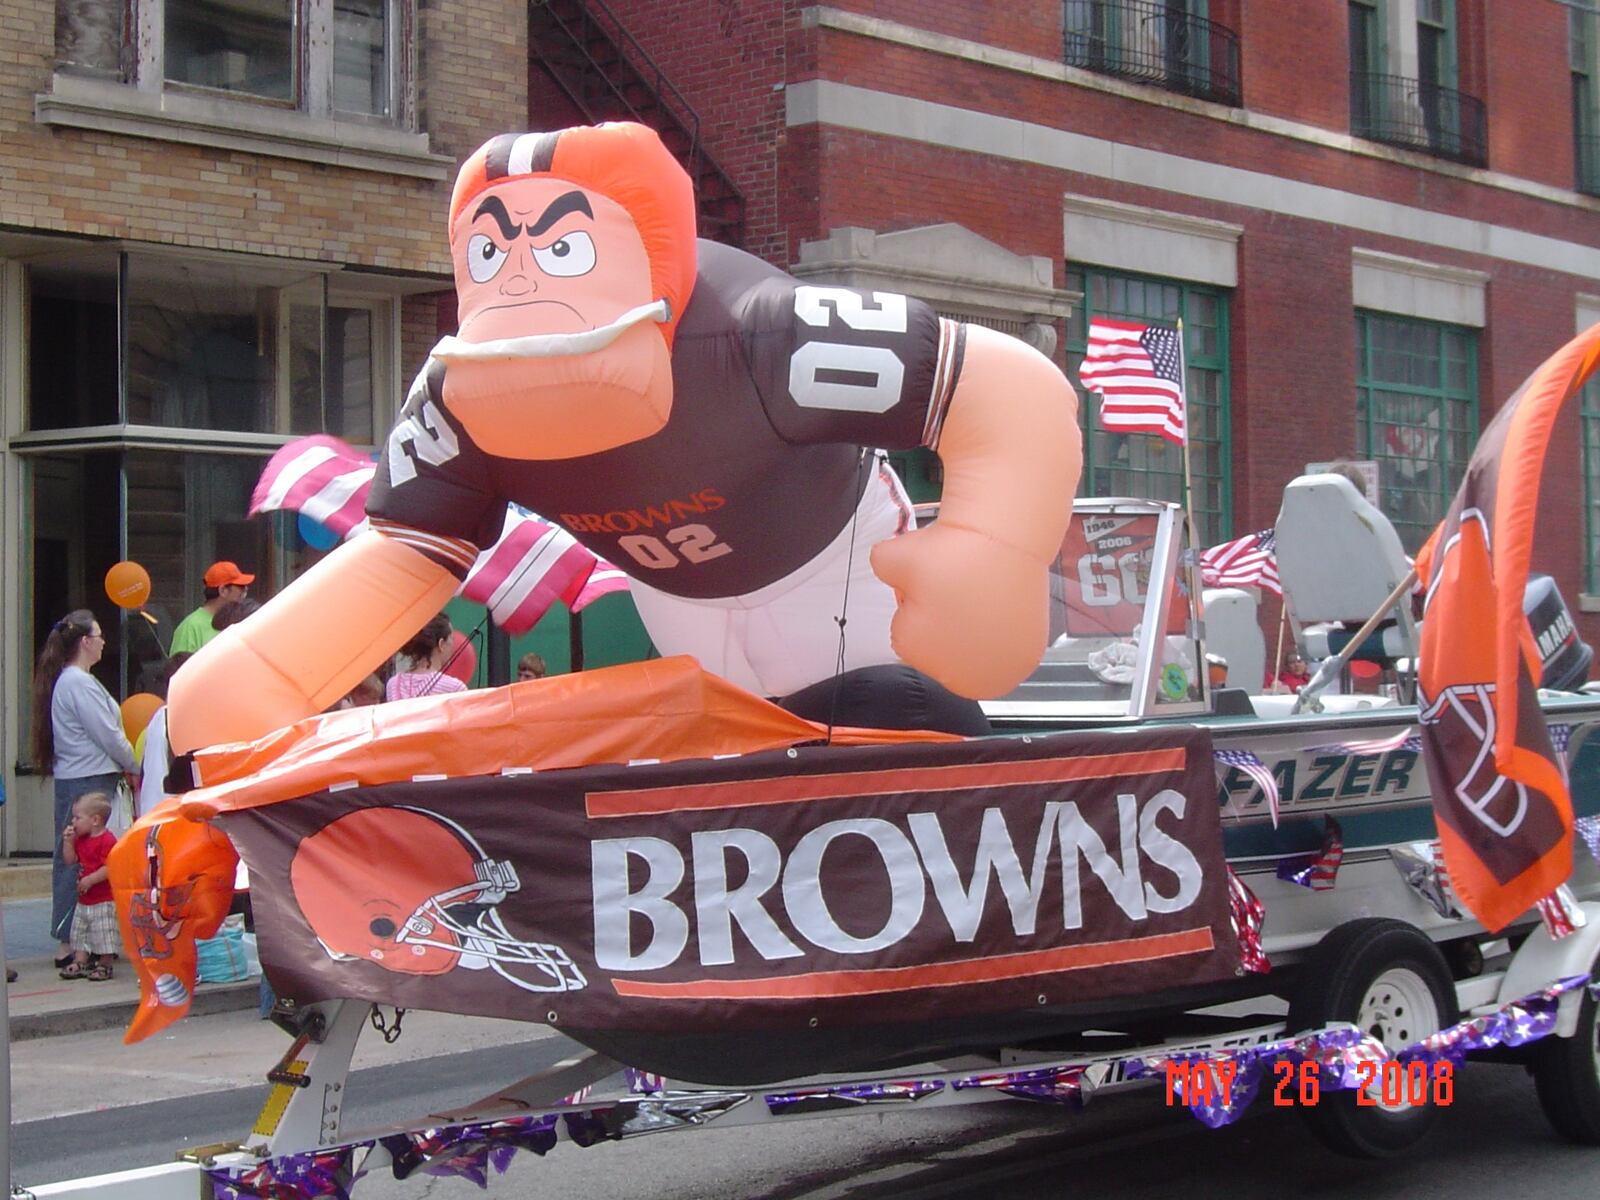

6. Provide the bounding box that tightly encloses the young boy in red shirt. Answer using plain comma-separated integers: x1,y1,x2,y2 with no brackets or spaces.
59,792,120,981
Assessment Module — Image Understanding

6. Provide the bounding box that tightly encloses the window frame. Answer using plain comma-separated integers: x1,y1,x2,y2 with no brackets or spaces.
1065,265,1233,545
1353,308,1479,553
133,0,406,124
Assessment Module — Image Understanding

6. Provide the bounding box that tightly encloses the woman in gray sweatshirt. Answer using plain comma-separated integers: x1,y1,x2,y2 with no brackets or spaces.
31,610,135,965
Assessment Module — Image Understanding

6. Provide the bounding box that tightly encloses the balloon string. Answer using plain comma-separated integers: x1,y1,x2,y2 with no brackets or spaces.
825,451,872,744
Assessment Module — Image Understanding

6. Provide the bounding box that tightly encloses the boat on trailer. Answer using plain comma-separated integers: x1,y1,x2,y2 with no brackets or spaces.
44,492,1600,1197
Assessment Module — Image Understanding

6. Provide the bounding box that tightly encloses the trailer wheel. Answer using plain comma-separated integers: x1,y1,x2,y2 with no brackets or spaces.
1531,970,1600,1144
1286,919,1458,1159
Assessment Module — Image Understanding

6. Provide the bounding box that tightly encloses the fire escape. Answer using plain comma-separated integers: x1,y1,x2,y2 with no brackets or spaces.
529,0,746,246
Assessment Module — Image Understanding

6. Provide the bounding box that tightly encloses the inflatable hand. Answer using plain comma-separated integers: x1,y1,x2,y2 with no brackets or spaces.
872,523,1050,698
871,324,1080,698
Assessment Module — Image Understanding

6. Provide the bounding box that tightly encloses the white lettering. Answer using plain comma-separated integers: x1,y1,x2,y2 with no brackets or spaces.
691,829,801,966
1057,794,1147,929
385,397,460,486
793,285,908,332
909,804,1059,942
783,819,925,954
1138,789,1203,913
591,838,688,971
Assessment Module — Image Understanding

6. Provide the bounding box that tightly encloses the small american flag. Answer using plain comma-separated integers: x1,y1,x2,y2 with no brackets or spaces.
1215,746,1282,827
1078,318,1187,445
1277,816,1344,891
1199,529,1281,596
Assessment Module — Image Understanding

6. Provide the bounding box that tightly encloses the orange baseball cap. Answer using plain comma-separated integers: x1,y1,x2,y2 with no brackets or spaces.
204,561,255,588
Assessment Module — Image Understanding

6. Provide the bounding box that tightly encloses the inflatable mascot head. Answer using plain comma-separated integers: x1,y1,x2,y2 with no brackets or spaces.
433,122,699,460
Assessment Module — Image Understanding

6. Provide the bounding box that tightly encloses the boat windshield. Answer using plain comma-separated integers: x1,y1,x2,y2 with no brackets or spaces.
984,499,1208,720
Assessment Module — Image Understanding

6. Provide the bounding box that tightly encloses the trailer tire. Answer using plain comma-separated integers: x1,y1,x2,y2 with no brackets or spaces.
1286,918,1458,1159
1531,971,1600,1144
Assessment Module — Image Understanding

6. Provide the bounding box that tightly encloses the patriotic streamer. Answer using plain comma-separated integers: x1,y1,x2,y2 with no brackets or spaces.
1227,868,1270,974
250,436,630,634
1390,840,1464,919
1534,884,1585,940
1215,746,1281,827
1576,813,1600,865
1276,816,1344,891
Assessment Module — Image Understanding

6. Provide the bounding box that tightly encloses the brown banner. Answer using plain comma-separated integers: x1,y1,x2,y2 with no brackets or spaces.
226,724,1237,1058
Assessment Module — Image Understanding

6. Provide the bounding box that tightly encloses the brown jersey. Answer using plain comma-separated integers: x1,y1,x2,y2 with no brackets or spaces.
368,240,964,600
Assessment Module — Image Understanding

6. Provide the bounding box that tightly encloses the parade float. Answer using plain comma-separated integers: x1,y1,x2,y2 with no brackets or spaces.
28,121,1600,1196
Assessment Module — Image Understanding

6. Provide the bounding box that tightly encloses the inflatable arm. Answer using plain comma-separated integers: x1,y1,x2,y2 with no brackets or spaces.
871,324,1081,698
166,532,459,753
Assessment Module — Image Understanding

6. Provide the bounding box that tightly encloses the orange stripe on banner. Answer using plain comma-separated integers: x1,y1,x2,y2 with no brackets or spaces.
586,748,1187,818
611,927,1214,1001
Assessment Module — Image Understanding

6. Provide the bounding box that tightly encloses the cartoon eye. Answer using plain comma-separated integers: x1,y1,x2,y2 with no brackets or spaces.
532,231,595,277
466,233,509,283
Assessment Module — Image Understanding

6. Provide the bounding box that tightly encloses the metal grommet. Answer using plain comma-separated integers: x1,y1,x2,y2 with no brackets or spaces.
1037,994,1047,1005
787,748,799,758
547,1010,559,1023
808,1016,819,1028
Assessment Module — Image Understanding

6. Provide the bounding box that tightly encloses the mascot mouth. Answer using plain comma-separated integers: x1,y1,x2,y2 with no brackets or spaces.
430,299,671,363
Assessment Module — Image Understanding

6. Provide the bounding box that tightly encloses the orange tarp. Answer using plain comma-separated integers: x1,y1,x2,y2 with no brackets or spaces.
179,655,957,818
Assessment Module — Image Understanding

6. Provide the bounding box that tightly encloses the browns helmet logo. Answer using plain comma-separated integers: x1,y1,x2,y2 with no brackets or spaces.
290,806,585,994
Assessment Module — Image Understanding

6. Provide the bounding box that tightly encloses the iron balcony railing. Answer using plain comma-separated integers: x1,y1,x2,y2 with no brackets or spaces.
1349,71,1487,167
1063,0,1242,107
1579,135,1600,197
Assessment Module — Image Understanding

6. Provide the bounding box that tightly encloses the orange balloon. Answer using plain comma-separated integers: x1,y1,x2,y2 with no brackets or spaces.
120,693,163,746
105,561,152,610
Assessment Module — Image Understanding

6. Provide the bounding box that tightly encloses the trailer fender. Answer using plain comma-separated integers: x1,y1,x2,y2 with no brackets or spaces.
1496,902,1600,1038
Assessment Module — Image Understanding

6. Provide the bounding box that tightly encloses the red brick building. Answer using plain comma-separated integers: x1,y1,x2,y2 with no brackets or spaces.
536,0,1600,642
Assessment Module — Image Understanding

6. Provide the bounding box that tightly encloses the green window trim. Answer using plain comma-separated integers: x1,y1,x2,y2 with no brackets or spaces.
1582,375,1600,593
1065,266,1233,544
1354,309,1478,553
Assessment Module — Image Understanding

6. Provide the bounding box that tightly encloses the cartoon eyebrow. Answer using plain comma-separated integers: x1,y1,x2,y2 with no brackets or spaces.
526,190,594,238
473,196,521,241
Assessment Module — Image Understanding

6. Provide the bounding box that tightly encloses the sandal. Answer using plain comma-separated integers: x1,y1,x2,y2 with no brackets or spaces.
87,962,113,982
59,961,88,980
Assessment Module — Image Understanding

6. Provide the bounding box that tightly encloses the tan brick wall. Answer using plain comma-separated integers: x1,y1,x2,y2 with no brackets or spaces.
0,0,528,274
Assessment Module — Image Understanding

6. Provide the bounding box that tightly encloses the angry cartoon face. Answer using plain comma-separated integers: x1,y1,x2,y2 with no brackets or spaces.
431,126,698,461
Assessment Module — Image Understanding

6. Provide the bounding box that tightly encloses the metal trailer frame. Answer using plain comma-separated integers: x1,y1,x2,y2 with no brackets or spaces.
20,904,1600,1198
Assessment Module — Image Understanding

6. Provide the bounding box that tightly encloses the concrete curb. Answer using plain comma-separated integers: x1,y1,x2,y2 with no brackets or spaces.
8,977,261,1042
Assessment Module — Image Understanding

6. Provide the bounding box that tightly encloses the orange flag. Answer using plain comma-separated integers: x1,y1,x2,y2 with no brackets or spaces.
1416,323,1600,931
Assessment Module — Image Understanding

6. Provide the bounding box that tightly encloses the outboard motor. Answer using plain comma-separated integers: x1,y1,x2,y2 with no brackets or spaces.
1523,573,1593,691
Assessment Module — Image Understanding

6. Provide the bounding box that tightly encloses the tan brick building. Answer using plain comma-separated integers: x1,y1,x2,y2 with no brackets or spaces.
1,0,529,852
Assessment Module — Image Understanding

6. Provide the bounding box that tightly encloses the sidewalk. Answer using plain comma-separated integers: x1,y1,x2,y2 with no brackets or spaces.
5,955,260,1041
3,861,259,1041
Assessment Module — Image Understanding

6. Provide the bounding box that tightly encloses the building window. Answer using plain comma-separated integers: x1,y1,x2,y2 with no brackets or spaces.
1066,268,1231,544
1354,311,1477,553
53,0,404,122
1573,3,1600,195
165,0,295,101
1583,373,1600,594
1348,0,1484,166
1062,0,1242,107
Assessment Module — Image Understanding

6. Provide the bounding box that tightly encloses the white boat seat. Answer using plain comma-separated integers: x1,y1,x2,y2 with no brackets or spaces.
1274,473,1418,663
1202,587,1265,690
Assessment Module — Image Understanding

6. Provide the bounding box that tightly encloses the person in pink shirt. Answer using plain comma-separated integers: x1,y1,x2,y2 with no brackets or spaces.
385,614,469,702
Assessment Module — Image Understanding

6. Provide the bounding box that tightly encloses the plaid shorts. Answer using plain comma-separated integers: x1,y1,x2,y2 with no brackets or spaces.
71,901,122,956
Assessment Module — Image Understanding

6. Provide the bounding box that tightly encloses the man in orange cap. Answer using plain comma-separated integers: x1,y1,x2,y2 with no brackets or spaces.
170,561,254,654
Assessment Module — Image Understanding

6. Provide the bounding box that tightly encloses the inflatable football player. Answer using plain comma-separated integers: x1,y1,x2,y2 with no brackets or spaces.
168,123,1079,753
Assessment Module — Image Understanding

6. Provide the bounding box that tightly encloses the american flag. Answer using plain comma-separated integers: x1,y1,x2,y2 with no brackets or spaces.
1198,529,1281,596
1214,746,1281,827
251,435,629,634
1078,318,1187,445
1277,816,1344,891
